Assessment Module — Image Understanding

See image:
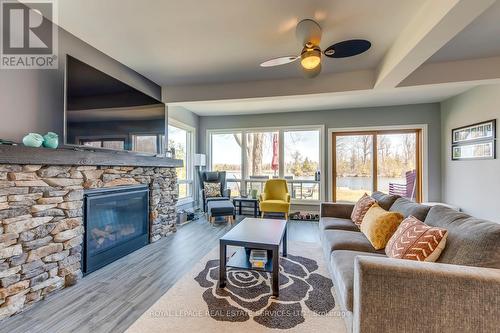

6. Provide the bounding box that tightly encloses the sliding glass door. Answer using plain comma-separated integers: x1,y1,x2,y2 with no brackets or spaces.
333,130,421,202
334,134,374,202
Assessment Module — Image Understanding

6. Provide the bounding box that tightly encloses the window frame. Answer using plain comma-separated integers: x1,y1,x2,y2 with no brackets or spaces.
168,119,196,204
328,125,428,203
207,125,325,205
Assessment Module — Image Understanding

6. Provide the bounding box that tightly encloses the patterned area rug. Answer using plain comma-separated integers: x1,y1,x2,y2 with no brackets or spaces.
126,241,347,333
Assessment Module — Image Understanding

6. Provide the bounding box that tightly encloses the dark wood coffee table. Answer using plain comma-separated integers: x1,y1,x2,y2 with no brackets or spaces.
219,218,287,297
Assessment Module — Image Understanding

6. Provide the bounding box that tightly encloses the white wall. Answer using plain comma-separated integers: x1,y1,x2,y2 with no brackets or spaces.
441,84,500,222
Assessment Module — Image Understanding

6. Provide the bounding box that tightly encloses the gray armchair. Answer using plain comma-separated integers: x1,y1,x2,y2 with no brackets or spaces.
198,171,231,212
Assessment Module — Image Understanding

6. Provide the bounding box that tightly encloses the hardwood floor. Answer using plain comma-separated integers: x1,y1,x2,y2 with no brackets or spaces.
0,216,320,333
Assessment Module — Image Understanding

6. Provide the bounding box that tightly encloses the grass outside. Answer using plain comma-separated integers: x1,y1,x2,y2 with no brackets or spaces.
335,188,370,203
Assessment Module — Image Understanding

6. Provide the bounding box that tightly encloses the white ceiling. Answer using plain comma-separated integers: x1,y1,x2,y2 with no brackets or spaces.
428,0,500,63
55,0,500,116
171,83,474,116
58,0,424,85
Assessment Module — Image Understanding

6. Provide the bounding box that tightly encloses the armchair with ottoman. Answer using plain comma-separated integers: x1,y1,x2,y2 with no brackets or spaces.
198,171,235,224
320,191,500,333
198,171,231,212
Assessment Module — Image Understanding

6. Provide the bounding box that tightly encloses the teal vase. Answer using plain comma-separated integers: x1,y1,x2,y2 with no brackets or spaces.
42,132,59,149
22,133,44,147
251,189,258,199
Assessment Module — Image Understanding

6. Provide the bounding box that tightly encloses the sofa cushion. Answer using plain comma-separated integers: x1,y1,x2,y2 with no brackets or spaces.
371,191,400,211
389,197,431,221
360,203,404,250
319,217,359,233
424,205,500,268
351,194,377,226
322,230,384,260
386,216,448,262
329,250,386,311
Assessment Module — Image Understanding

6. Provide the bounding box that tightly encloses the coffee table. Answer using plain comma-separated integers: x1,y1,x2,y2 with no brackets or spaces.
219,218,287,297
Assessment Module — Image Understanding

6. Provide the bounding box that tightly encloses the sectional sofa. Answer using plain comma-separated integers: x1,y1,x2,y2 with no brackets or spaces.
320,192,500,333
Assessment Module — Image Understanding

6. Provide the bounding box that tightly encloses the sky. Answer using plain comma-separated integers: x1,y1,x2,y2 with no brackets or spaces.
211,130,320,166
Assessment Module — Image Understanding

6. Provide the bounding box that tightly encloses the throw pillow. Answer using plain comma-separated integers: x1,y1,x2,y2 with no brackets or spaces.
386,216,448,262
360,203,404,250
204,182,221,198
351,193,377,227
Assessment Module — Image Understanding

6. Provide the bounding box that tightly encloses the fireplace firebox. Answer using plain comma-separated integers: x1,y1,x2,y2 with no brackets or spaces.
83,185,150,274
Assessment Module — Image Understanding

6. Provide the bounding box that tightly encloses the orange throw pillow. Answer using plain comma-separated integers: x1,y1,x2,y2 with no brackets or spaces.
360,203,404,250
351,193,376,227
386,216,448,262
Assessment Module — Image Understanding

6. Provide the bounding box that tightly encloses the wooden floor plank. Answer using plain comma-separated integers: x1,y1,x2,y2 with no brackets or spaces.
0,216,319,333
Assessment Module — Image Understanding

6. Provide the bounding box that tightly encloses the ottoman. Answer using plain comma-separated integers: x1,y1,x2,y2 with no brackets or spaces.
207,200,235,224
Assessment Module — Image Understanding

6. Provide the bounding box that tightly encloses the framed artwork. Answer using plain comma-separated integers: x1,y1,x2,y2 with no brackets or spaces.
452,119,496,161
452,119,496,144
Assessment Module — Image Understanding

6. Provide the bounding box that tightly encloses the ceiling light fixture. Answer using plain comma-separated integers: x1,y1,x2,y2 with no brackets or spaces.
300,45,321,70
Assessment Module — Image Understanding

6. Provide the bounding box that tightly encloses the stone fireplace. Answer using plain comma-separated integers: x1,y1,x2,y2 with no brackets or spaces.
0,145,181,319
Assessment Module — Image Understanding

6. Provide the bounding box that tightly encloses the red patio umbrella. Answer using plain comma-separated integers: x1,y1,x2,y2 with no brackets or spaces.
271,133,279,175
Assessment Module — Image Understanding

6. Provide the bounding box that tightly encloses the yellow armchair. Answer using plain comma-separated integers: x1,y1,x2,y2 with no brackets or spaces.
259,179,291,219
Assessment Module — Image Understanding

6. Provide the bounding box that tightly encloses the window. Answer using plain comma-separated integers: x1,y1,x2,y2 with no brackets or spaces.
168,122,194,201
209,126,323,202
284,130,320,200
210,132,242,197
333,129,421,203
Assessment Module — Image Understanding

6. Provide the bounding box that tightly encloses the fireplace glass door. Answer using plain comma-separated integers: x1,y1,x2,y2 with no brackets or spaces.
84,185,149,274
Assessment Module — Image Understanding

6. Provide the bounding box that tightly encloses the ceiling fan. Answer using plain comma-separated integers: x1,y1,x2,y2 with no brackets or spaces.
260,19,371,78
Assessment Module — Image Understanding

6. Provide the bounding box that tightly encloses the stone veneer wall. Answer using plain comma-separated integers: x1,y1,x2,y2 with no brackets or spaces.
0,164,178,319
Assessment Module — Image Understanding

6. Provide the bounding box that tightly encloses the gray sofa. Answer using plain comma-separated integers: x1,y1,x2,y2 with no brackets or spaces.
320,192,500,333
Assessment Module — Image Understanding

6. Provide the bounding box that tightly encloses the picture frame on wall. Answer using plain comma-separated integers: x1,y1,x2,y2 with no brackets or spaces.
452,119,496,144
451,119,496,161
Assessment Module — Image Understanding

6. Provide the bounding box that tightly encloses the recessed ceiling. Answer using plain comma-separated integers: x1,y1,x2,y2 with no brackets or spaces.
428,0,500,63
58,0,425,86
172,83,474,116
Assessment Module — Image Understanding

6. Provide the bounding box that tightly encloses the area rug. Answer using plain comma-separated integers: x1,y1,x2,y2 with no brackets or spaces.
126,241,347,332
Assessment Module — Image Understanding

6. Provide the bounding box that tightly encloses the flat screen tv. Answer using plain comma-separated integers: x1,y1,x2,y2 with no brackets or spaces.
64,55,166,154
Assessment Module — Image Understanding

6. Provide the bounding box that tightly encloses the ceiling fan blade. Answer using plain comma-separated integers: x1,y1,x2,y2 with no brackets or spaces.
260,56,299,67
324,39,371,58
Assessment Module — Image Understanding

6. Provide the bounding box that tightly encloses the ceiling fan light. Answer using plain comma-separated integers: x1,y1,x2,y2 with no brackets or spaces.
300,48,321,70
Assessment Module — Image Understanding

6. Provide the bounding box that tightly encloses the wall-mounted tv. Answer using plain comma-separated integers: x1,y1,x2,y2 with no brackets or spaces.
64,55,166,154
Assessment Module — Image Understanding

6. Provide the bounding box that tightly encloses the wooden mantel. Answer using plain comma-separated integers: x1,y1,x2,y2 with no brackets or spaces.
0,145,183,168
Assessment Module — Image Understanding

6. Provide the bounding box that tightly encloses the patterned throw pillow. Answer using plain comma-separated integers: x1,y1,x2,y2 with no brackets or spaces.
351,193,377,227
386,216,448,262
360,203,404,250
204,182,221,198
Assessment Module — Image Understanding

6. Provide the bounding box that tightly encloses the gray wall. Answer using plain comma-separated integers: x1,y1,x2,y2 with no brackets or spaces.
441,85,500,222
168,106,200,132
0,26,161,143
199,103,442,202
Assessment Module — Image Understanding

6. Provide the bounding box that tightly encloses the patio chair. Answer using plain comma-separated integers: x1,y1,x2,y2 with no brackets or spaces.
389,170,417,200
